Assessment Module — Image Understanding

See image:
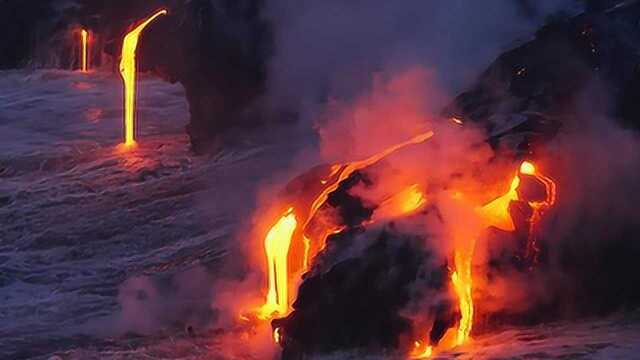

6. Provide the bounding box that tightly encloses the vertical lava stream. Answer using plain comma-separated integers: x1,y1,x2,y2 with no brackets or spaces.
80,29,89,73
119,9,168,147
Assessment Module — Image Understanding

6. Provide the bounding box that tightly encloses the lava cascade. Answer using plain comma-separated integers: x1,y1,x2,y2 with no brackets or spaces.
119,9,167,147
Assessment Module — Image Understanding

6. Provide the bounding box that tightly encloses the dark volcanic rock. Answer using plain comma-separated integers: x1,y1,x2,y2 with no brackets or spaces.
0,1,57,69
137,0,272,153
445,2,640,152
272,225,455,358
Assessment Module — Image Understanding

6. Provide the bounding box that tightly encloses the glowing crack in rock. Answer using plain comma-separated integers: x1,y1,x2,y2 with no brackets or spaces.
119,9,168,147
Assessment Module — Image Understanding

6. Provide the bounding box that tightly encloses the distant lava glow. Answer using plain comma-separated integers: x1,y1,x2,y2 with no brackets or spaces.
80,29,89,73
119,9,167,147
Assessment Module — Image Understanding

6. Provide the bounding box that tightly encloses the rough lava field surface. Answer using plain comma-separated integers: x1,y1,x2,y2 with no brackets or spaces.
1,70,639,360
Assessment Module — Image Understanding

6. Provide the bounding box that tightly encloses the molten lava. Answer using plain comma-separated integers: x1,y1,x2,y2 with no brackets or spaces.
256,131,434,320
519,161,557,263
411,341,433,359
450,161,557,347
301,131,434,265
374,184,427,221
259,208,298,318
253,126,556,359
80,29,89,73
119,9,168,147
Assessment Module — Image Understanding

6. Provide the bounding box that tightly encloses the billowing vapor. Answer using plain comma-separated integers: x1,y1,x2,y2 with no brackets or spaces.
265,0,579,116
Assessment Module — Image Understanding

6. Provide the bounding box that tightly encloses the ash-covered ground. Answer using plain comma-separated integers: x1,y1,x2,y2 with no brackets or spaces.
1,70,639,360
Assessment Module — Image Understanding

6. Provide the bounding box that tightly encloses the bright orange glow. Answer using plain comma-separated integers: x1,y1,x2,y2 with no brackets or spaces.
253,134,557,357
520,161,536,175
257,131,435,323
478,175,520,231
451,259,473,345
375,184,427,220
273,327,283,344
119,9,168,147
410,342,433,359
449,160,556,347
259,208,298,319
302,131,434,267
519,161,557,263
80,29,89,73
450,168,521,346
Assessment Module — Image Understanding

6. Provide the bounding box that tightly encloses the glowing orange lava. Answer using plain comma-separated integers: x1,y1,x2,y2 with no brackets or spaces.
519,161,557,263
254,130,556,359
80,29,89,73
450,160,556,347
259,208,298,319
257,131,434,320
119,9,168,147
301,131,434,268
374,184,427,220
411,341,433,359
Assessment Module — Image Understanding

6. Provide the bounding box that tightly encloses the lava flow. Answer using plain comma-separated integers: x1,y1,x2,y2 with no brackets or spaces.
254,130,555,359
519,161,557,264
80,29,89,73
301,131,434,267
119,9,167,147
257,131,434,320
450,161,557,348
259,208,298,319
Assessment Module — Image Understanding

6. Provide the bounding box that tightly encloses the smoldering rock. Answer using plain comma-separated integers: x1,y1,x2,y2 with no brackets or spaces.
272,224,455,358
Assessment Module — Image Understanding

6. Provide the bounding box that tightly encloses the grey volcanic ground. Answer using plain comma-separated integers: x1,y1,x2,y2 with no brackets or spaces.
1,70,639,360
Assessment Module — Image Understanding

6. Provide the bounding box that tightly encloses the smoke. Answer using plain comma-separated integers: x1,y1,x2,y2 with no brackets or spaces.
472,79,640,324
264,0,579,117
537,81,640,315
90,266,217,336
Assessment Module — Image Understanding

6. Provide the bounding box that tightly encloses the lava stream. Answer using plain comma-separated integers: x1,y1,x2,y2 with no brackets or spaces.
451,161,557,347
519,161,557,263
301,130,434,268
80,29,89,73
258,131,434,320
259,208,298,318
119,9,167,147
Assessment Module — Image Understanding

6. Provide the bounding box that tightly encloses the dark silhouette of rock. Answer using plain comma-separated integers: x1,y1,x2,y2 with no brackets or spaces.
445,1,640,153
273,226,454,358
